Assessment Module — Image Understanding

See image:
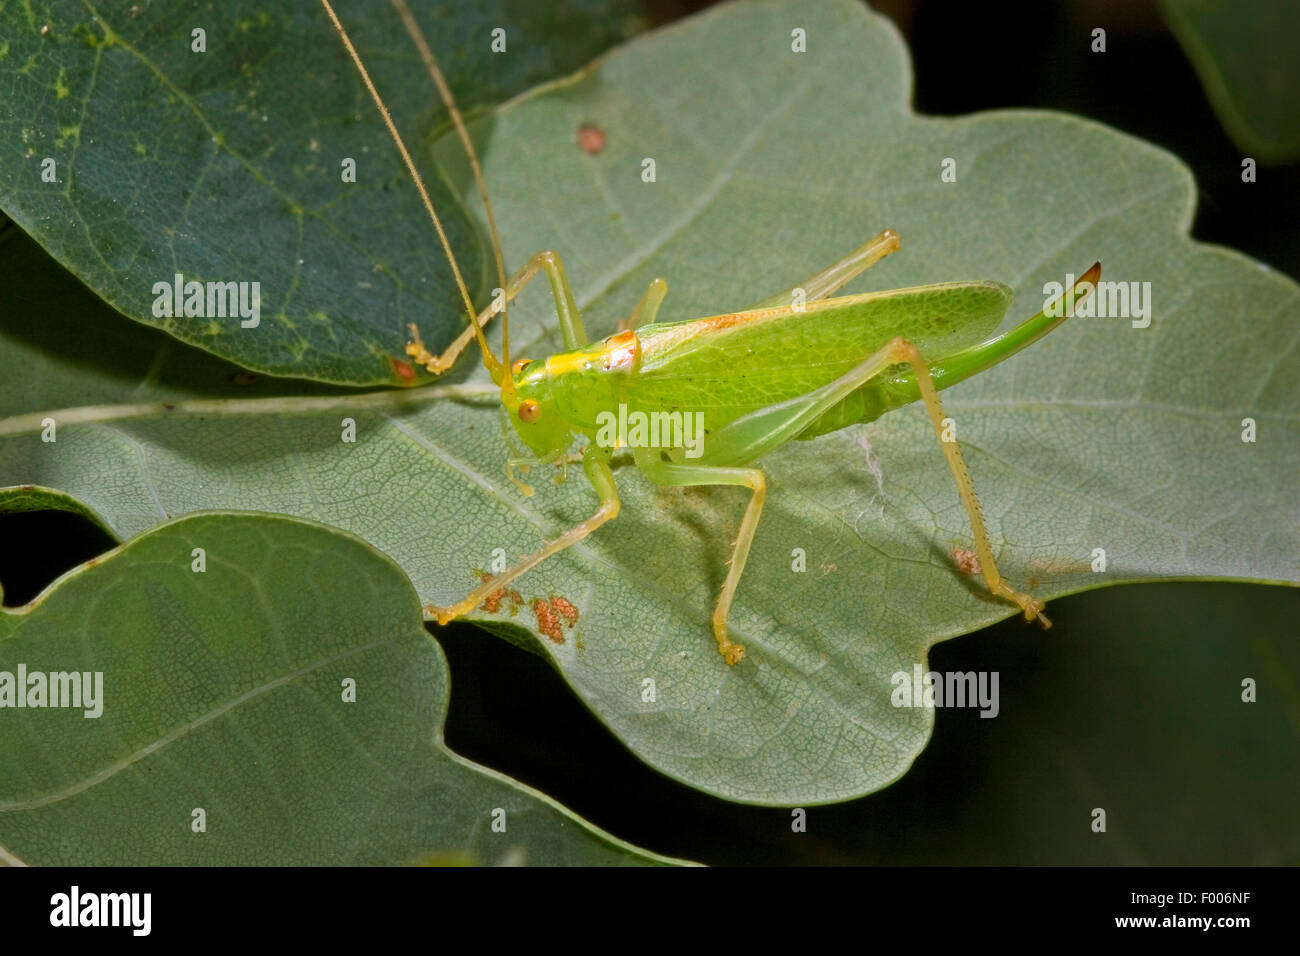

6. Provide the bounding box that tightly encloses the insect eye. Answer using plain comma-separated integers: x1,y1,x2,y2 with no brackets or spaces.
511,358,532,375
518,400,540,423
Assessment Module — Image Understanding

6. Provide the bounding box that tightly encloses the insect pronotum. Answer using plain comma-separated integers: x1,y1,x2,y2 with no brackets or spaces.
319,0,1100,665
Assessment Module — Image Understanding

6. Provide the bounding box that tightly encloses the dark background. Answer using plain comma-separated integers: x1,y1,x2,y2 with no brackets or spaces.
2,0,1297,865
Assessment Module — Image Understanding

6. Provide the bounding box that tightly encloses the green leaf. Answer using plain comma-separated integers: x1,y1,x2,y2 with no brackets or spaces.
0,0,643,385
1160,0,1300,164
2,0,1297,805
0,510,682,865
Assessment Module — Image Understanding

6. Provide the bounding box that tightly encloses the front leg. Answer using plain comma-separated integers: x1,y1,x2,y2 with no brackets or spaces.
408,249,592,374
426,448,620,623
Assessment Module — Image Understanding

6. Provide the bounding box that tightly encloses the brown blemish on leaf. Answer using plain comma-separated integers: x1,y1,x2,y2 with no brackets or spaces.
532,598,564,643
550,596,579,626
953,547,981,576
576,123,605,154
481,588,506,614
531,596,579,643
230,371,260,386
475,570,524,615
391,357,416,383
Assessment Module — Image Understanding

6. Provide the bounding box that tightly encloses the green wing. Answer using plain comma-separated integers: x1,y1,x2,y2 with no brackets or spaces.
631,280,1013,421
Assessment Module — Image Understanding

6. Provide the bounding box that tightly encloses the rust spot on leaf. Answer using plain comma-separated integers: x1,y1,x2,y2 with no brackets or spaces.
476,571,524,615
532,598,564,643
953,547,981,576
475,570,507,613
391,357,416,382
531,596,579,643
550,596,579,626
576,123,605,155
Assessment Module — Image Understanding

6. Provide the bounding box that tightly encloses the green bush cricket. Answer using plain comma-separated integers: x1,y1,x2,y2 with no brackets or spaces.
321,0,1100,666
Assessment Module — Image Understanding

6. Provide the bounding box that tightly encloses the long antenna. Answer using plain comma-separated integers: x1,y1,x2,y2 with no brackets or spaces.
390,0,514,392
317,0,503,384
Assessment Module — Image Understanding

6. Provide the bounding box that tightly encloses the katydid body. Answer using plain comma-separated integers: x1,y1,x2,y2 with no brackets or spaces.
320,0,1099,665
517,270,1043,456
442,240,1099,664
